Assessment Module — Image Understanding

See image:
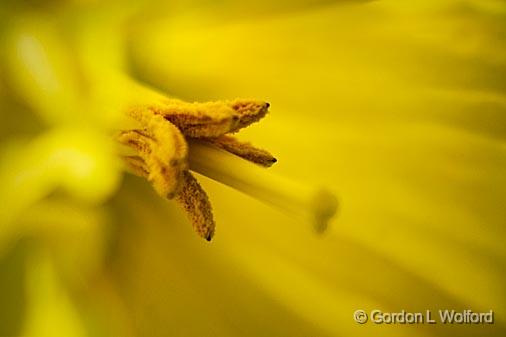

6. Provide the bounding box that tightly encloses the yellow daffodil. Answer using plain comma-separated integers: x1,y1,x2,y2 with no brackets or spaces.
0,1,505,337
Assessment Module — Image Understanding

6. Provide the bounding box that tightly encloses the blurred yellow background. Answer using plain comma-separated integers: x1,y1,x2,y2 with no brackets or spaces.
0,0,505,336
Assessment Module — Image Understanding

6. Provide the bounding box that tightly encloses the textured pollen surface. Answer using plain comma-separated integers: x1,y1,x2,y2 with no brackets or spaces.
176,171,216,241
118,110,188,198
206,135,277,167
150,99,270,138
118,96,273,240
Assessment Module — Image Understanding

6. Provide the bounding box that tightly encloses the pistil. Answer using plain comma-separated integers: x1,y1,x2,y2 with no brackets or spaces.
188,140,338,232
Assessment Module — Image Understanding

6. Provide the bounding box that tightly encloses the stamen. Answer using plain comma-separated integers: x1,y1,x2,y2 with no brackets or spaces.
176,171,215,241
150,99,270,138
187,140,338,233
205,135,277,167
116,113,188,198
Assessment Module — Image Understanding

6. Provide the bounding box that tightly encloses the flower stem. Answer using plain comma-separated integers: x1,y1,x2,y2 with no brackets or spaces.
188,140,338,232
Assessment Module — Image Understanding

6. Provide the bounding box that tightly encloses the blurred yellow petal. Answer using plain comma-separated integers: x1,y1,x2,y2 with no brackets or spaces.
23,253,87,337
126,0,506,335
3,16,83,125
0,128,121,238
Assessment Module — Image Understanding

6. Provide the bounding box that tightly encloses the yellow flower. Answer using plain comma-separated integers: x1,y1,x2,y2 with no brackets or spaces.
1,1,505,337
